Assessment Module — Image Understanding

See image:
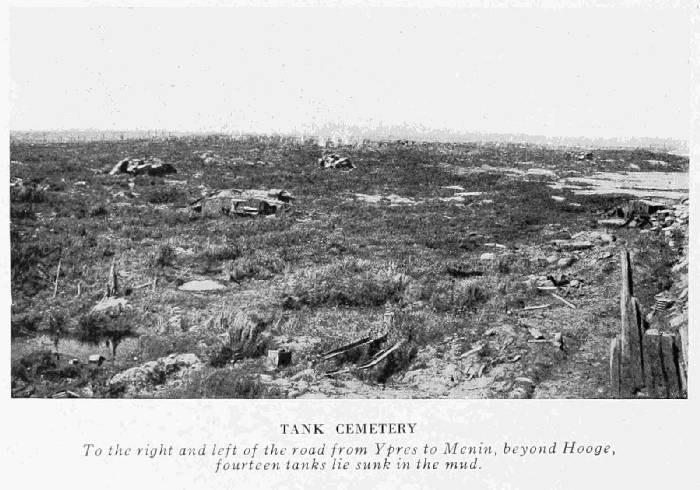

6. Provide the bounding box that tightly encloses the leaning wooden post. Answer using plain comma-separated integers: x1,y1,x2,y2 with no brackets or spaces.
107,258,119,297
52,258,62,299
619,250,645,395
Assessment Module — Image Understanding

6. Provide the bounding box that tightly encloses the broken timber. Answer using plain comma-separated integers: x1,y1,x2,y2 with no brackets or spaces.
320,332,388,361
323,339,402,376
610,250,686,398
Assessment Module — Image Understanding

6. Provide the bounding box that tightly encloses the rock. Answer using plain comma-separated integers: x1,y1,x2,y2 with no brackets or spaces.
552,240,593,251
569,279,581,288
91,297,129,315
88,354,106,366
318,154,355,170
508,387,529,399
110,157,176,176
295,380,310,393
291,368,316,382
267,349,292,368
557,257,576,268
525,168,557,181
598,218,627,227
178,280,226,292
480,252,496,262
599,233,615,244
514,376,534,386
546,254,559,265
108,353,202,396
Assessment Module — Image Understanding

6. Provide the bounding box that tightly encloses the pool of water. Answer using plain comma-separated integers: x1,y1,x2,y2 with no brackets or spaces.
549,171,688,200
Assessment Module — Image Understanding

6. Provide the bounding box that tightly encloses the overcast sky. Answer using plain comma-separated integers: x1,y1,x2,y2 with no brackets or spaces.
9,7,691,140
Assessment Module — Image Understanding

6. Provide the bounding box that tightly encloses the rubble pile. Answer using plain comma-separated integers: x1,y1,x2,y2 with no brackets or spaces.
318,154,355,170
191,188,293,217
108,353,203,397
193,150,227,165
109,157,176,176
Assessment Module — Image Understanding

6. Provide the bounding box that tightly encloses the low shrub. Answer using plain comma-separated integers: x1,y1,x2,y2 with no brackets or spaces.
288,259,410,308
224,250,285,282
167,368,284,398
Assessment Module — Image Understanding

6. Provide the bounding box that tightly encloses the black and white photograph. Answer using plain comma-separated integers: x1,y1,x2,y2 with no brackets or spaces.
7,4,691,402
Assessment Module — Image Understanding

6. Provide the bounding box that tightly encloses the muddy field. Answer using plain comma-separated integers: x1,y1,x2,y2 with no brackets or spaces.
9,137,689,398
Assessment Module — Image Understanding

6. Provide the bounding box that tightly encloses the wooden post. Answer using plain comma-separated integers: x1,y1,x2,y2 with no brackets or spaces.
609,337,621,397
677,326,688,394
52,259,62,299
108,258,118,297
642,330,666,398
619,251,645,394
660,333,682,398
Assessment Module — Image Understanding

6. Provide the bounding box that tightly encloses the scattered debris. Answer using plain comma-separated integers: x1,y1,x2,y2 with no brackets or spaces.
193,150,226,165
108,353,203,397
355,193,419,206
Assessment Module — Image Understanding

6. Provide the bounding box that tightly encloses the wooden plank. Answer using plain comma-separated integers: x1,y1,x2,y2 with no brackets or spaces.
678,322,688,392
660,333,682,399
609,337,621,398
619,251,644,392
520,304,551,311
321,336,372,361
550,293,576,309
358,341,405,370
677,327,688,395
642,329,666,398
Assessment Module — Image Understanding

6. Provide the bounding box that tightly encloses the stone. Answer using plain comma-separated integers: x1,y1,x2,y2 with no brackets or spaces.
267,349,292,368
91,297,129,315
525,168,557,180
291,368,316,382
552,240,593,251
318,154,355,170
108,353,202,396
110,157,176,176
546,254,559,265
479,252,496,262
599,233,615,244
178,280,226,292
88,354,106,366
598,218,627,227
557,257,576,268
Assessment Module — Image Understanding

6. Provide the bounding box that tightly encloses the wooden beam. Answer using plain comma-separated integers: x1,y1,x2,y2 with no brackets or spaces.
619,251,645,393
